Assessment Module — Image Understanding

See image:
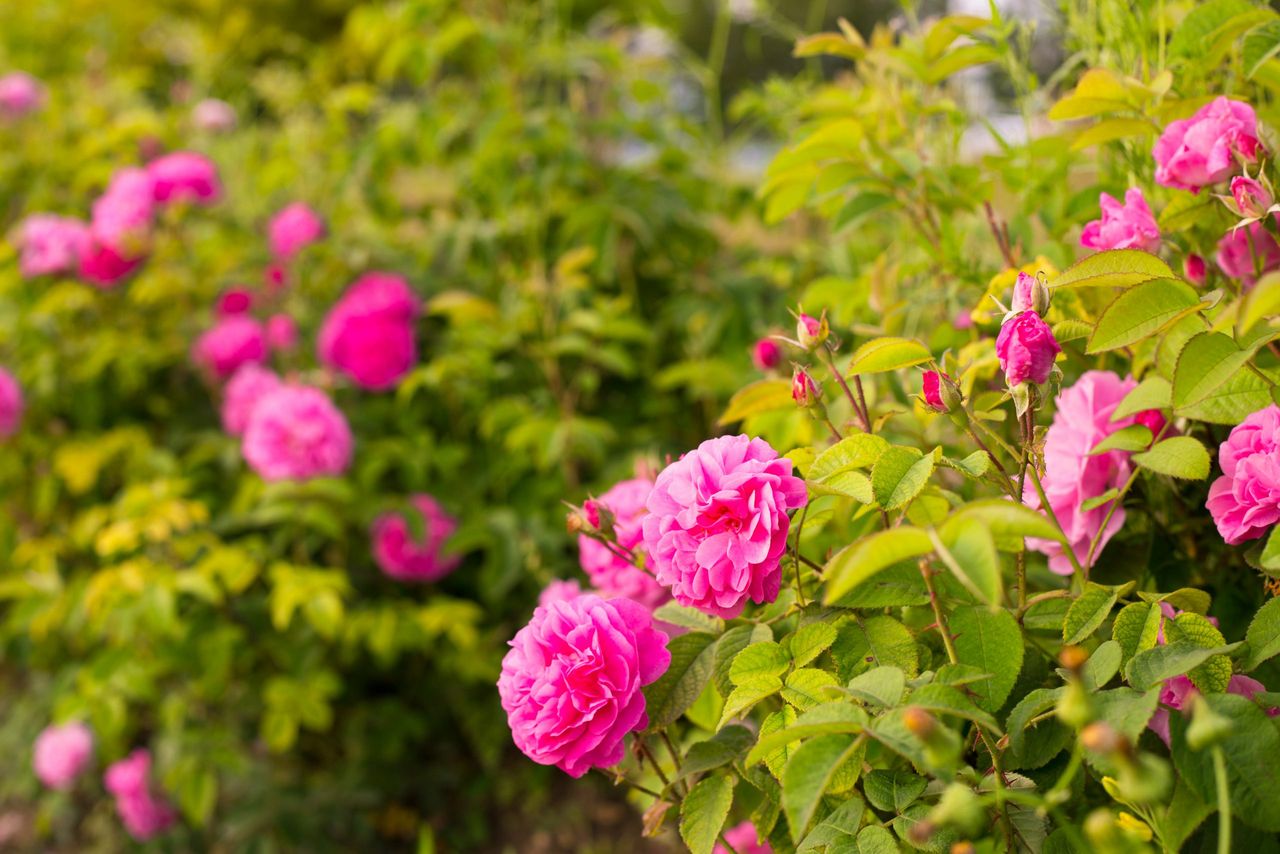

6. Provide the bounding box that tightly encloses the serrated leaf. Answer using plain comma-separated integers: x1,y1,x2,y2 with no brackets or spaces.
1176,364,1275,424
1167,612,1232,694
1132,436,1211,479
871,447,935,511
1245,596,1280,670
846,337,932,377
1005,688,1070,770
863,768,928,813
1080,488,1121,511
809,434,890,481
1050,249,1175,290
1159,191,1222,232
1052,318,1095,342
846,666,906,708
1135,588,1211,613
823,527,934,603
679,726,755,779
932,519,1002,608
789,622,838,668
1113,376,1172,421
1089,424,1153,455
906,682,1003,733
829,561,930,609
1169,0,1275,61
713,624,773,698
1070,117,1156,150
759,706,799,778
1063,582,1119,645
652,603,723,633
1087,278,1202,353
853,825,899,854
719,379,794,425
745,702,868,768
1172,332,1249,408
720,676,784,727
783,734,863,841
783,668,840,710
949,499,1067,545
833,616,919,681
645,632,718,729
1081,640,1123,691
1238,271,1280,333
1245,20,1280,77
796,796,867,853
950,605,1023,712
731,641,791,685
1085,687,1161,776
1113,601,1162,666
924,43,1000,83
680,776,735,854
1125,641,1241,690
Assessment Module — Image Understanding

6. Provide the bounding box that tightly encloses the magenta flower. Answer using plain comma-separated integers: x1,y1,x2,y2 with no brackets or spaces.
33,722,93,790
752,338,782,372
192,315,268,380
996,311,1060,387
104,750,176,841
216,288,254,316
1011,271,1036,314
1080,189,1160,253
147,151,221,205
795,312,827,349
1207,404,1280,544
192,98,236,133
1216,219,1280,286
1184,253,1207,285
922,370,947,412
220,364,282,436
1024,371,1156,575
642,434,808,618
242,385,353,481
371,494,461,583
0,71,45,119
0,366,22,438
538,578,583,607
90,168,155,258
318,272,420,391
1148,673,1275,746
498,594,670,777
1154,97,1261,192
1231,175,1272,218
16,214,89,278
78,239,143,287
791,366,819,407
579,477,667,609
266,313,298,352
268,202,325,261
716,821,772,854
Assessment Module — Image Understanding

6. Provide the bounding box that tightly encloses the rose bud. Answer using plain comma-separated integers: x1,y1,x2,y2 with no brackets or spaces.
1184,253,1207,285
1231,175,1272,219
902,706,937,739
752,338,782,372
996,310,1061,387
791,366,820,407
922,370,948,412
1080,721,1122,754
796,311,828,350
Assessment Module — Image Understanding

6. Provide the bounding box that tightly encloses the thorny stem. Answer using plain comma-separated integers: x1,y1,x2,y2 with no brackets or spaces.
823,414,844,442
823,343,871,432
636,738,671,789
853,377,874,433
660,731,686,796
1015,589,1072,620
1016,403,1035,609
984,201,1018,268
592,768,663,800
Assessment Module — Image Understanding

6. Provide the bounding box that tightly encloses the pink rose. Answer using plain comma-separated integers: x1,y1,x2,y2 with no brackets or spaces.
147,151,221,205
922,370,947,412
0,72,45,119
32,722,93,790
796,312,827,349
318,272,420,391
953,310,974,330
268,202,325,261
216,288,254,316
242,384,353,481
578,477,667,609
192,98,236,133
104,750,176,841
1184,253,1207,285
90,168,155,258
538,579,583,607
716,821,772,854
996,311,1061,387
1154,97,1261,192
78,239,143,287
791,366,819,407
1231,175,1273,218
192,315,268,380
266,313,298,352
0,367,22,438
498,594,670,777
371,494,461,583
752,338,782,372
1011,271,1036,314
1207,404,1280,544
1216,219,1280,286
220,364,282,436
642,434,808,618
1024,371,1151,575
1080,189,1160,253
16,214,89,278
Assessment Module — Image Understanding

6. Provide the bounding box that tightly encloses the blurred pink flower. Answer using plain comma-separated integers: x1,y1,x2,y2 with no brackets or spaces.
268,202,325,261
538,579,583,607
1216,219,1280,286
1154,97,1261,192
996,311,1060,387
147,151,221,205
751,338,782,371
242,385,353,481
1231,175,1272,218
498,594,670,777
90,168,155,258
1080,189,1160,253
1184,253,1207,285
266,313,298,352
318,272,420,390
78,239,143,287
1207,404,1280,544
216,288,254,316
220,364,282,436
371,494,461,583
104,750,176,841
578,477,666,609
192,315,268,380
716,821,772,854
643,434,807,618
0,366,22,438
33,722,92,790
192,98,236,133
16,214,89,278
0,72,45,119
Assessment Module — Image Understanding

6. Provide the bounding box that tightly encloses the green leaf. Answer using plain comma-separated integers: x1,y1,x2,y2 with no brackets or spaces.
808,434,890,481
680,776,736,854
645,632,718,729
1063,582,1119,645
835,192,895,230
1070,118,1156,150
932,519,1002,607
1081,640,1123,691
1080,488,1120,512
1238,271,1280,333
713,624,773,699
833,616,919,681
789,622,838,668
1124,641,1241,690
1113,376,1173,421
907,682,1003,733
846,337,932,377
731,642,791,684
783,734,863,841
783,668,841,710
1131,436,1211,480
1172,332,1256,409
719,379,794,425
796,797,868,853
949,499,1067,545
745,702,869,767
1170,693,1280,832
1162,779,1216,852
853,825,900,854
1161,192,1225,233
1136,588,1212,614
1263,525,1280,575
846,666,906,708
1085,688,1161,775
652,603,723,633
1245,596,1280,670
1050,249,1175,290
680,726,756,779
829,561,929,609
1090,424,1153,455
1087,279,1202,353
1167,613,1233,694
950,605,1024,712
759,707,799,778
823,527,934,603
1244,20,1280,77
1169,0,1275,61
1005,688,1069,770
720,675,784,728
924,43,1000,83
871,447,935,511
863,768,928,813
1176,364,1275,424
1112,602,1162,666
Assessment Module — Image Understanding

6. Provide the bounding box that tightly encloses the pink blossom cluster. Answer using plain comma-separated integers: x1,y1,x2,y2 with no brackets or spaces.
103,750,176,841
371,494,460,583
995,274,1060,388
32,722,93,790
318,272,421,391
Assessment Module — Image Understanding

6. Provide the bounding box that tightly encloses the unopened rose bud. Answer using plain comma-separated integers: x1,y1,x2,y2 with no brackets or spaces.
792,366,820,407
996,310,1060,387
1056,680,1094,729
902,706,937,739
1059,645,1089,671
1231,175,1273,218
922,370,948,412
1186,695,1232,750
1184,253,1207,285
796,311,828,350
566,510,585,534
906,820,936,845
582,499,601,529
1081,721,1121,754
1011,271,1050,316
752,338,783,372
932,783,985,835
950,843,977,854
